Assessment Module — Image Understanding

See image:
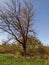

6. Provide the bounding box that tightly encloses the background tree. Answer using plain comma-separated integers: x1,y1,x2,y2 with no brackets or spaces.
0,0,35,56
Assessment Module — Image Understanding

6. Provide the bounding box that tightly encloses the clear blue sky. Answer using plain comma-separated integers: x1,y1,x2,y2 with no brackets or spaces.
33,0,49,45
0,0,49,45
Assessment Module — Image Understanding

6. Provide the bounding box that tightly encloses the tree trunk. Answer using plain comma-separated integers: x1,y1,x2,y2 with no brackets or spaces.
23,43,26,57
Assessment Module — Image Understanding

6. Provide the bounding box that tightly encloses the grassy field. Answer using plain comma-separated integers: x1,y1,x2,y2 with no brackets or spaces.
0,54,49,65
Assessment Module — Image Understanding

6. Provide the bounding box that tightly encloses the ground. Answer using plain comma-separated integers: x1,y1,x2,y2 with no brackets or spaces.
0,54,49,65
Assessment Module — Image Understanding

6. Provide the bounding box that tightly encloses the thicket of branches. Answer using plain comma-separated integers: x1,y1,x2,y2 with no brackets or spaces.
0,38,49,59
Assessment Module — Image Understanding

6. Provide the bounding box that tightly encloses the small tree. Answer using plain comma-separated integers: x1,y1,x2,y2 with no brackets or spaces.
0,0,35,56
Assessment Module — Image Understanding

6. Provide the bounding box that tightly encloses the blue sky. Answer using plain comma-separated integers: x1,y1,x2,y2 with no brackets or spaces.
33,0,49,45
0,0,49,45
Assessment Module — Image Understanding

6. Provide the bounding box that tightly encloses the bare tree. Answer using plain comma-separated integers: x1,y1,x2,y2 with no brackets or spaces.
0,0,36,56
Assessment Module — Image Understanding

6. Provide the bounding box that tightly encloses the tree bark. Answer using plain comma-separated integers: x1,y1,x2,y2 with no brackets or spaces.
23,43,26,57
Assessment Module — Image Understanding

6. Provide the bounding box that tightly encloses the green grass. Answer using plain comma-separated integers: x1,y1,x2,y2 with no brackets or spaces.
0,54,49,65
